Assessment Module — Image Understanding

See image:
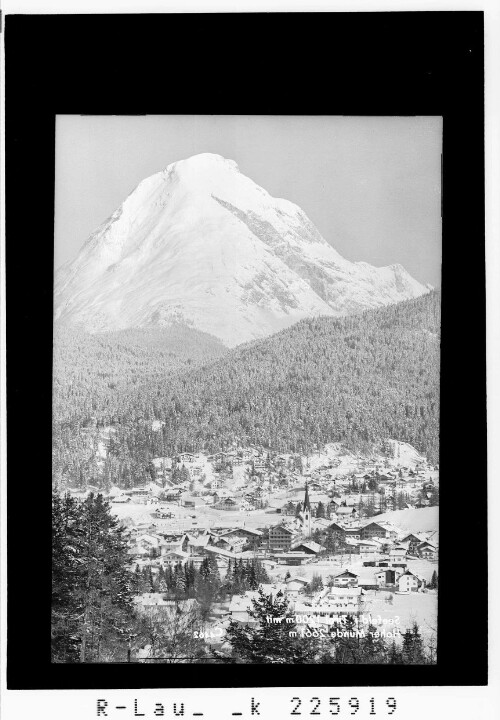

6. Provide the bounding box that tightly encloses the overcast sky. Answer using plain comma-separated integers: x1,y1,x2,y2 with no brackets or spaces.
54,115,442,287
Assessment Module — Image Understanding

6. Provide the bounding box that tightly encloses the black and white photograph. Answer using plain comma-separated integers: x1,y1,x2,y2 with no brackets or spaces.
3,9,491,718
51,115,441,665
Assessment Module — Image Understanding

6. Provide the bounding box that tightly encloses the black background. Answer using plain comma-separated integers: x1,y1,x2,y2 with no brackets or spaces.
5,11,486,689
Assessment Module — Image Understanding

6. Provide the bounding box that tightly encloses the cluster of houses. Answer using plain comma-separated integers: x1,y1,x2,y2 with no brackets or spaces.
227,560,430,629
114,444,436,512
65,443,438,638
67,442,438,524
225,581,365,627
125,523,266,574
123,483,437,591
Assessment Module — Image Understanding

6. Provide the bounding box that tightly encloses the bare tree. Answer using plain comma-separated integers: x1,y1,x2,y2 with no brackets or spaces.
136,599,207,663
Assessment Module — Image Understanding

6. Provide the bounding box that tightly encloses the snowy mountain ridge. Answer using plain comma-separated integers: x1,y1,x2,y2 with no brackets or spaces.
55,153,429,347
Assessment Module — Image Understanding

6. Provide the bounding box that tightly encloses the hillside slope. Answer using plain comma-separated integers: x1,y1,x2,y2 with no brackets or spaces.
54,291,440,470
53,324,227,423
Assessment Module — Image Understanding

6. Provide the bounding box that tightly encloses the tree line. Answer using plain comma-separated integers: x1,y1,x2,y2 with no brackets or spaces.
53,292,440,492
52,492,436,664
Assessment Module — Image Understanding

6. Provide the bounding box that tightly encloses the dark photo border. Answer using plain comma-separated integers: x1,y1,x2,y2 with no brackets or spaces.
5,11,486,689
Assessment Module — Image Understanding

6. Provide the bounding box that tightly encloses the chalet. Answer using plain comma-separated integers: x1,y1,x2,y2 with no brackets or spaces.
213,536,245,553
344,527,362,540
296,587,363,623
326,522,347,539
331,570,358,588
213,489,235,503
210,477,223,491
343,540,360,554
162,488,182,502
124,488,150,504
291,541,325,555
135,533,164,556
376,474,392,483
417,541,438,560
182,533,212,555
213,497,239,511
112,495,131,504
357,540,381,555
178,453,196,464
401,533,425,554
219,528,263,548
360,522,389,540
181,493,206,508
389,544,409,562
268,525,300,553
285,576,309,594
398,570,425,593
335,506,358,519
202,545,238,565
161,549,190,567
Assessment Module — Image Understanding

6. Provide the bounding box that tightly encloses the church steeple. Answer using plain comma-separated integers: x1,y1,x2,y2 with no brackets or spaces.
303,482,311,512
301,481,312,538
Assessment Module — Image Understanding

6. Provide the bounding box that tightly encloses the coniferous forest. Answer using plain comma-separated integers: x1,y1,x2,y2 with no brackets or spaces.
53,291,440,491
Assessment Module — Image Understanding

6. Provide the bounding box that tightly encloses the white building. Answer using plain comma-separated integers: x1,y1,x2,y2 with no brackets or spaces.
295,587,364,625
397,570,425,593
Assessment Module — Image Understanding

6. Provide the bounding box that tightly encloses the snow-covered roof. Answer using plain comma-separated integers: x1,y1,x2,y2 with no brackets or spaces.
203,545,238,559
326,586,363,597
292,541,325,554
286,576,309,585
333,570,359,578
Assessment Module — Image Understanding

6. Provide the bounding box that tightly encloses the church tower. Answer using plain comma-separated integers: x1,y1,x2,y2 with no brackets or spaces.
302,482,312,538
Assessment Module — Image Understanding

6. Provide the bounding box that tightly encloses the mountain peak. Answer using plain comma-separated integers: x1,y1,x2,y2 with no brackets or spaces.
55,155,429,346
170,152,238,171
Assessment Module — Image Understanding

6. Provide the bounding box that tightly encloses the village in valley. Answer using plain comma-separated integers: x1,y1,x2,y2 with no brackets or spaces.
67,432,439,659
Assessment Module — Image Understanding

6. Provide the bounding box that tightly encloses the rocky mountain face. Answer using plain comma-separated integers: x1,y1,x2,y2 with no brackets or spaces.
55,153,429,347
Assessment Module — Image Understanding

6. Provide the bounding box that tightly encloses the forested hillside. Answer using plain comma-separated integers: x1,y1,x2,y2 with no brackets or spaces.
53,324,227,423
145,290,440,461
53,292,440,489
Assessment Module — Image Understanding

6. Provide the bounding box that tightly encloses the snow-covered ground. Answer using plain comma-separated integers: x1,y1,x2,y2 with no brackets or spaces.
361,589,437,640
369,506,438,534
304,440,427,476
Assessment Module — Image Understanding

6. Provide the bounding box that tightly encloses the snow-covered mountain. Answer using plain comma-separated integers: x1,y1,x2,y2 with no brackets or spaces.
54,153,429,347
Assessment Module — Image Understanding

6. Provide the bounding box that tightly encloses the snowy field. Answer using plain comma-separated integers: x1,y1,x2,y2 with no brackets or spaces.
305,440,428,476
112,498,438,538
111,499,282,531
369,506,438,534
361,589,437,640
